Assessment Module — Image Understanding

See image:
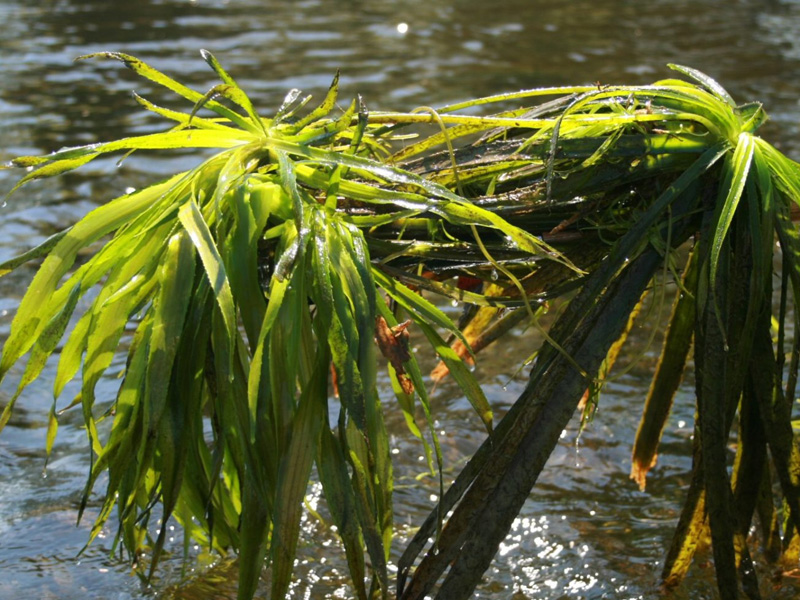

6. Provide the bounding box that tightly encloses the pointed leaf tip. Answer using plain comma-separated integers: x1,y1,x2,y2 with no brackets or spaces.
667,63,736,107
200,49,231,82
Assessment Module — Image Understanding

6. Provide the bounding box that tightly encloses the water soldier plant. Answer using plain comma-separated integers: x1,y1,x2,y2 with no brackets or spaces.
1,51,800,600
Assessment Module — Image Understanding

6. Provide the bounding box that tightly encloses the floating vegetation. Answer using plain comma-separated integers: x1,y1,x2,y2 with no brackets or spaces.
1,52,799,600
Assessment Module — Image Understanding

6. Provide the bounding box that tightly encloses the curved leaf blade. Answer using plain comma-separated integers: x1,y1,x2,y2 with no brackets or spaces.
178,198,237,360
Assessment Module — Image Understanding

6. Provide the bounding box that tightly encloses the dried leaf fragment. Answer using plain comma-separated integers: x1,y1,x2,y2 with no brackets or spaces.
375,315,414,394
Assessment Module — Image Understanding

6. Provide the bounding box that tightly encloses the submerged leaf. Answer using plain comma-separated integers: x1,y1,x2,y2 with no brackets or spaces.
631,247,698,490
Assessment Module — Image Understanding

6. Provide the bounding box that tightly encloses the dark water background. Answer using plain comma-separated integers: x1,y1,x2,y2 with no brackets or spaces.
2,0,800,598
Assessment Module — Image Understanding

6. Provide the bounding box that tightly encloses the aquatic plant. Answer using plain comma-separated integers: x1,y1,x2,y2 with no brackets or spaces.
1,52,799,600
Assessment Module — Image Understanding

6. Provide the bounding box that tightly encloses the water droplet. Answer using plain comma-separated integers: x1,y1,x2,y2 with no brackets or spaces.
490,269,499,281
396,22,409,34
451,299,459,307
1,201,6,208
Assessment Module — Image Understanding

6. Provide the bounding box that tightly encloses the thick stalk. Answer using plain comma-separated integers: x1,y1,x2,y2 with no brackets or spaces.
431,243,666,600
398,177,705,598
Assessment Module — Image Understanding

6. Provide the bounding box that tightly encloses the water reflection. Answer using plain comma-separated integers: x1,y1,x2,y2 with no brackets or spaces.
2,0,800,598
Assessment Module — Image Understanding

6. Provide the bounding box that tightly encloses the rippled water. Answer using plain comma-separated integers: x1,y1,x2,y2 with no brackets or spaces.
2,1,800,598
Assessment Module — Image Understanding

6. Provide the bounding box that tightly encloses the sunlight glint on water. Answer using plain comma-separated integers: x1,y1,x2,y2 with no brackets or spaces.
1,0,800,598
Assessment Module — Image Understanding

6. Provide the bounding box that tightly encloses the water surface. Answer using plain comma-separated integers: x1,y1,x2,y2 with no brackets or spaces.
2,1,800,598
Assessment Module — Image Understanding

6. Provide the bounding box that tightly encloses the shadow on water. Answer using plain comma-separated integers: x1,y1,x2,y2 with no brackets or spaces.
2,1,800,598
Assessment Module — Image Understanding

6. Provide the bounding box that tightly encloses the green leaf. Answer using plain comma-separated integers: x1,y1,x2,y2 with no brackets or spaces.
316,424,368,600
77,225,172,454
708,132,754,290
326,242,368,431
5,153,98,197
9,131,252,190
236,466,272,600
662,449,707,587
696,238,738,597
668,64,736,108
265,137,581,273
0,283,81,433
190,84,264,137
375,299,439,477
225,184,269,346
0,230,67,277
345,419,390,595
82,314,150,541
44,397,59,467
268,348,327,600
200,49,266,136
145,231,195,434
414,319,493,433
246,273,290,443
631,247,698,490
54,309,92,399
178,197,237,365
284,71,341,133
750,321,800,544
132,92,239,132
79,51,257,133
371,266,475,359
292,98,357,145
0,175,182,383
96,129,255,152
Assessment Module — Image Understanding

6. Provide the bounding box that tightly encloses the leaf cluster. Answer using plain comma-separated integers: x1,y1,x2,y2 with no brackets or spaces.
2,53,800,600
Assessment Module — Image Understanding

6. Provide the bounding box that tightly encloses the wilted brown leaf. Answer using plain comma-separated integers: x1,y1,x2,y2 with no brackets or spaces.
375,315,414,394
